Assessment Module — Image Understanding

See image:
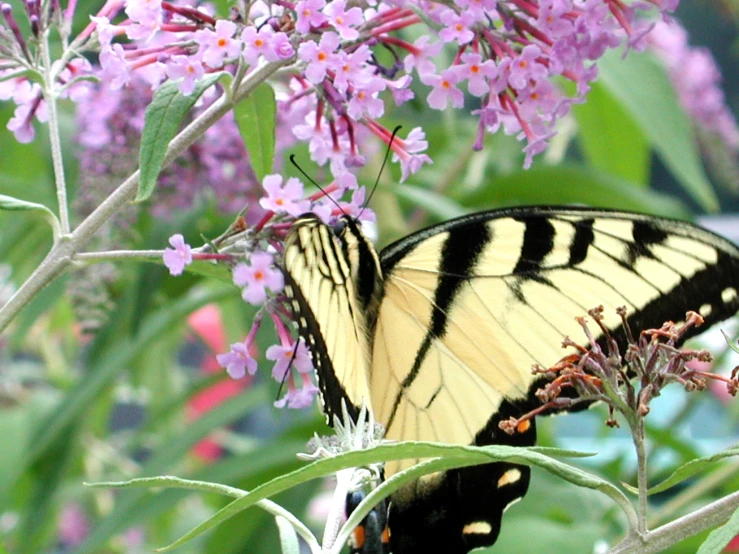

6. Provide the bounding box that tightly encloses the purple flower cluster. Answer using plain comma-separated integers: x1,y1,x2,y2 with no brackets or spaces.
648,19,739,152
2,0,682,176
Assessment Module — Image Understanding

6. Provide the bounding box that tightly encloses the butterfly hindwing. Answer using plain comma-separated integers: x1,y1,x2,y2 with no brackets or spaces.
283,206,739,554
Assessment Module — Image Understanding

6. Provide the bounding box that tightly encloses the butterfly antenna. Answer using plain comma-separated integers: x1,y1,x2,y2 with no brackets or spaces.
358,125,402,221
289,154,346,215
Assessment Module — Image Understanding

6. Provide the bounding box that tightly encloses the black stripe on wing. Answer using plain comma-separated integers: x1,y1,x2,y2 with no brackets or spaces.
509,215,557,301
384,224,491,428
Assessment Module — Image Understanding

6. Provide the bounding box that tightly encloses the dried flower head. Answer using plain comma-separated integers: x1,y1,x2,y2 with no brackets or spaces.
500,306,739,434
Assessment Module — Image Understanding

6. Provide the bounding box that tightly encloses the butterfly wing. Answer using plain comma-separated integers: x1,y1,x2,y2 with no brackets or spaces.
372,207,739,552
283,214,376,421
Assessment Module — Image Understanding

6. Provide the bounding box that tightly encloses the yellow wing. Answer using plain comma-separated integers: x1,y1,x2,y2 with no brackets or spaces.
372,209,739,474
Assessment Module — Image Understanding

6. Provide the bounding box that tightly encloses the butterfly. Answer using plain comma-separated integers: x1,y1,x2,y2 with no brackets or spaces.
282,206,739,553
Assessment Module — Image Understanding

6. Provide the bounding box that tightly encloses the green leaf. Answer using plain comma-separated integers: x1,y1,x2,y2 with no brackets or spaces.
0,194,60,236
0,194,52,213
460,165,690,218
572,80,649,185
137,72,229,202
156,442,614,551
696,504,739,554
275,516,301,554
598,49,718,211
234,82,276,182
722,330,739,355
647,445,739,495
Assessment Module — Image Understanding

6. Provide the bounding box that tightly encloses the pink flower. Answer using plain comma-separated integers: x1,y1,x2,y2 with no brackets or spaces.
347,77,386,119
298,32,341,84
425,67,464,109
271,32,295,60
163,234,193,276
165,54,205,95
241,26,282,65
217,341,258,378
99,43,131,90
295,0,327,34
124,0,162,24
403,36,442,75
438,9,476,45
266,338,313,381
196,20,241,67
259,174,311,216
508,45,549,91
323,0,364,40
8,101,38,143
337,188,375,222
233,252,284,305
292,117,335,165
332,45,373,93
90,16,118,46
125,17,161,42
386,75,414,106
59,503,89,547
459,52,497,97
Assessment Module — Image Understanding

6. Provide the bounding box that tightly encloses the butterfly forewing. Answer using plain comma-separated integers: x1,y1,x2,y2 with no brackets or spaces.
283,214,374,421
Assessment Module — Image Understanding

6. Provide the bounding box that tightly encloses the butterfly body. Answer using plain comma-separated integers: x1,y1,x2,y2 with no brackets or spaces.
283,206,739,553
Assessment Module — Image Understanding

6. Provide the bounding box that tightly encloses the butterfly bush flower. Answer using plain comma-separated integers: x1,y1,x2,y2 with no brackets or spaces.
233,252,285,305
217,341,258,379
163,234,193,276
259,175,312,216
217,316,261,379
267,338,313,381
2,0,689,171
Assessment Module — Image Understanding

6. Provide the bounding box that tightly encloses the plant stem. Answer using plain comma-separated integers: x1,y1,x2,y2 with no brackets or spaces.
73,250,166,262
0,59,291,334
40,25,70,234
607,489,739,554
633,417,649,534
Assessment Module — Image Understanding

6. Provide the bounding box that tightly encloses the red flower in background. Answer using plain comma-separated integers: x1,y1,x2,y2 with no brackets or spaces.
186,305,250,461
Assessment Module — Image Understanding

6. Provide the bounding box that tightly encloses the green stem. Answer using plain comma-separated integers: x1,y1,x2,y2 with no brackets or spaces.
73,250,166,263
607,489,739,554
633,417,649,534
40,26,70,234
